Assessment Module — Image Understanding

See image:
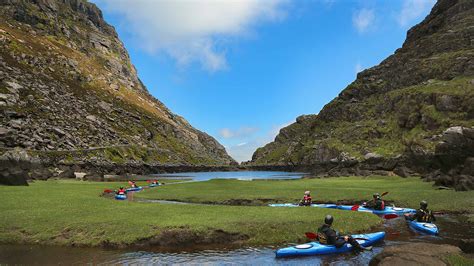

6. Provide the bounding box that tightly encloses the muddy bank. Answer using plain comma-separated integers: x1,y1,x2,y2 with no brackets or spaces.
369,243,463,265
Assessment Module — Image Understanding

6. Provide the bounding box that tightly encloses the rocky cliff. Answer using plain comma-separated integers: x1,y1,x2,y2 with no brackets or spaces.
0,0,236,177
250,0,474,190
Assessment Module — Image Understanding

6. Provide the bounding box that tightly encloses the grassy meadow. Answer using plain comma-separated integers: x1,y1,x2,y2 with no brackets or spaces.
0,180,380,247
138,176,474,213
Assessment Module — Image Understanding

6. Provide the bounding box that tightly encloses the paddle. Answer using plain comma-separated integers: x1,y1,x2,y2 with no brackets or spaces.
305,232,368,241
351,191,389,211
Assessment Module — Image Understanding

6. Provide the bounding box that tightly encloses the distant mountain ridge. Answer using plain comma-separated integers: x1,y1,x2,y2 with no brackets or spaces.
250,0,474,190
0,0,236,174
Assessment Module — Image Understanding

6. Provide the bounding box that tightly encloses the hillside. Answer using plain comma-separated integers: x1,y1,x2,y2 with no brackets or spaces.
0,0,236,175
250,0,474,190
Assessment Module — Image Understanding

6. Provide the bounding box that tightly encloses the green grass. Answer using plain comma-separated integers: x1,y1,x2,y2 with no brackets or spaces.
0,180,380,247
138,176,474,213
444,254,474,266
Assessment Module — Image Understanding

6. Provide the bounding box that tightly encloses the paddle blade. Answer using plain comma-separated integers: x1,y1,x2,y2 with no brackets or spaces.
383,214,399,220
305,232,318,239
351,205,360,211
103,189,113,193
381,191,389,197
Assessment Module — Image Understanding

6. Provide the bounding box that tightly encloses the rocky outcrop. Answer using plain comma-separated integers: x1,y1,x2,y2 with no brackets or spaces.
0,148,34,185
250,0,474,189
370,243,462,266
0,0,235,171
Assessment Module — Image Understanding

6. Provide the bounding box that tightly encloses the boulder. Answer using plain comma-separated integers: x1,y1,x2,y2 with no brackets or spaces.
370,243,462,266
0,148,33,186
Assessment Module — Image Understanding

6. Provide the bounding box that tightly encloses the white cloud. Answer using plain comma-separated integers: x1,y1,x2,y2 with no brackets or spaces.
352,8,375,33
94,0,288,72
355,62,363,74
224,121,293,162
219,126,259,139
398,0,435,27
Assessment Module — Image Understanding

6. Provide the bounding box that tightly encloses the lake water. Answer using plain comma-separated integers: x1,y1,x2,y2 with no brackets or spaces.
154,171,308,181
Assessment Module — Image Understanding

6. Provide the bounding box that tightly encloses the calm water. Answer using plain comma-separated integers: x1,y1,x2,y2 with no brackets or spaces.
153,171,307,181
1,215,471,265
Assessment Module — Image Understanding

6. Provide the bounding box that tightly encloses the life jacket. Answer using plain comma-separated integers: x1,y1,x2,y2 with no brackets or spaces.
419,209,433,222
303,195,312,202
380,200,385,210
317,231,328,244
117,189,126,194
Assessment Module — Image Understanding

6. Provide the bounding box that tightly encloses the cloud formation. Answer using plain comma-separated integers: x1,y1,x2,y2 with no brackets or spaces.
398,0,435,27
224,121,292,162
352,8,375,33
219,126,259,139
94,0,288,72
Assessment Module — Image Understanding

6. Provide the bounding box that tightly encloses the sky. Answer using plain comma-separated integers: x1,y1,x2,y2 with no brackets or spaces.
91,0,436,162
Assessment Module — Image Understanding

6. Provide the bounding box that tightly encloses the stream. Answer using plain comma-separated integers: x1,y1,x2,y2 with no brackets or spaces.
1,171,472,264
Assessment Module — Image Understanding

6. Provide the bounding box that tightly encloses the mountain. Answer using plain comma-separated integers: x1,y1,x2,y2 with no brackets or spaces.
250,0,474,190
0,0,236,178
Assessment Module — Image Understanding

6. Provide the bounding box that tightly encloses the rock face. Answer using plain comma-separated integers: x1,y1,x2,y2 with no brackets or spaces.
0,0,236,171
250,0,474,189
0,148,33,185
370,243,462,266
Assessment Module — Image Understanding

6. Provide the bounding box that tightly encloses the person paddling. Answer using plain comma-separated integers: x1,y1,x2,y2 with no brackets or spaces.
364,193,385,210
151,180,160,185
130,181,138,188
299,191,312,206
405,200,436,223
317,215,372,251
116,186,127,195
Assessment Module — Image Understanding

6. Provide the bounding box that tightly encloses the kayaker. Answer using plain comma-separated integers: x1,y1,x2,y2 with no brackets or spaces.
405,200,436,223
152,180,160,185
131,181,138,188
116,187,127,195
299,191,312,206
364,193,385,210
317,215,372,251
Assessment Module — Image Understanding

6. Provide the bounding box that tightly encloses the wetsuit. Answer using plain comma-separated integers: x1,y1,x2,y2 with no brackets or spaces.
408,208,436,223
317,224,362,249
300,195,312,206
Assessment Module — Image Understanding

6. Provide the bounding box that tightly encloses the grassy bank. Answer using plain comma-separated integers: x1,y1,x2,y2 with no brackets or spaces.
138,176,474,213
0,180,380,247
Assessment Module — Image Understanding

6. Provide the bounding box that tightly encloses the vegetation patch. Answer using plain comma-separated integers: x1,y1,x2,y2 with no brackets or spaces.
138,176,474,213
0,180,381,248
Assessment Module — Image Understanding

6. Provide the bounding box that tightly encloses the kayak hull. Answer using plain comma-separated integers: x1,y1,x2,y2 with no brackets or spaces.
337,205,416,215
115,194,127,200
276,232,385,258
408,220,439,235
269,203,338,209
126,187,143,192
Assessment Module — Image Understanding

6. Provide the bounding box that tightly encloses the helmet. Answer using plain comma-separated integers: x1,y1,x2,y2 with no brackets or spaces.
120,186,123,189
373,193,380,198
304,191,310,195
420,200,428,209
324,215,334,225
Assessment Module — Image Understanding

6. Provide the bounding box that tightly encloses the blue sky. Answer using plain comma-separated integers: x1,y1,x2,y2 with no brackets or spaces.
92,0,435,162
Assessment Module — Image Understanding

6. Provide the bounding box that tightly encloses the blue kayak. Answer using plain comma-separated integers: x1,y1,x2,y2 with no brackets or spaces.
336,205,416,215
115,194,127,200
276,232,385,258
269,203,338,209
408,220,439,235
126,186,143,192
